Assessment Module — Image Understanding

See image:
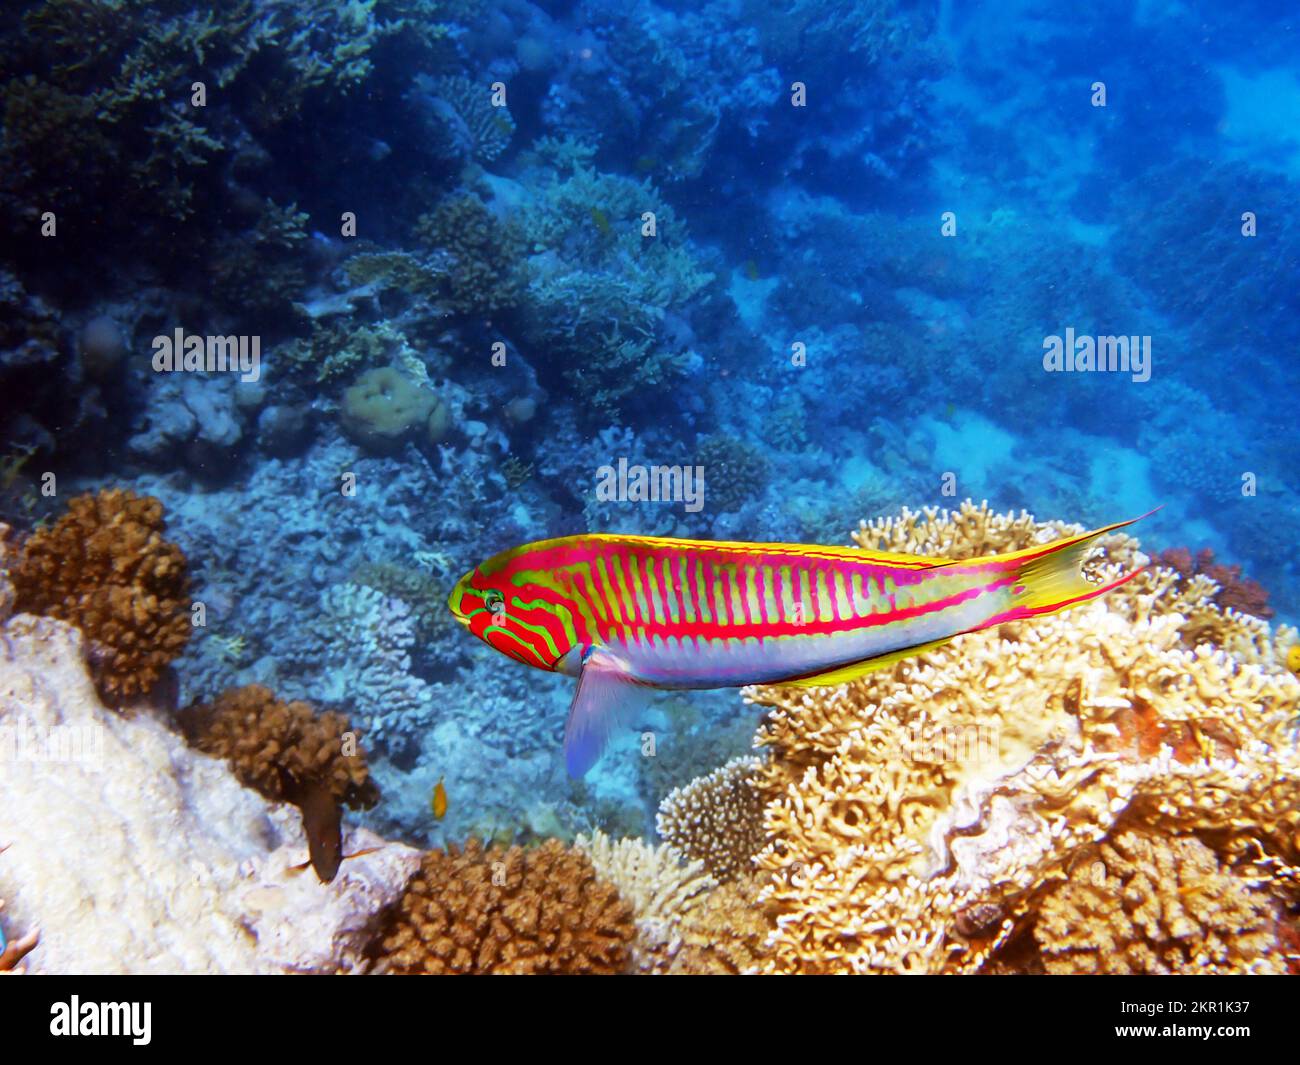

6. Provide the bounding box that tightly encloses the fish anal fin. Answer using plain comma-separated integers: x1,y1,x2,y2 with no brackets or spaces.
781,636,955,688
564,650,652,777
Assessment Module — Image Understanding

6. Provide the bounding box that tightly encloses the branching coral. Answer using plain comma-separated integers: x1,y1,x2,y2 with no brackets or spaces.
1032,829,1283,974
576,830,716,973
309,582,435,753
1158,546,1273,619
695,435,770,513
656,756,766,882
517,160,712,417
411,74,515,163
414,194,525,316
368,838,635,974
745,500,1300,974
12,488,190,700
576,830,770,974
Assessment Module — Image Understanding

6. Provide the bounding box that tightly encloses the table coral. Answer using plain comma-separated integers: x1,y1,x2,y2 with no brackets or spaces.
11,488,190,700
744,500,1300,974
656,755,766,882
368,838,635,974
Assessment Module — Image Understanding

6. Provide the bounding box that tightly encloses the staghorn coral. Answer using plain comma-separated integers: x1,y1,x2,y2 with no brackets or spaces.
180,684,379,812
656,756,766,882
11,488,190,700
746,500,1300,974
368,838,635,974
1032,829,1282,974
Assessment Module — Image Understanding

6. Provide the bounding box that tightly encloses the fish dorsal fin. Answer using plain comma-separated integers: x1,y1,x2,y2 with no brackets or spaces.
563,649,653,777
781,636,956,688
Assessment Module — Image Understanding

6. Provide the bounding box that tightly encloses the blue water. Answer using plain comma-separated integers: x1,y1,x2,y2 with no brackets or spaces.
1,0,1295,846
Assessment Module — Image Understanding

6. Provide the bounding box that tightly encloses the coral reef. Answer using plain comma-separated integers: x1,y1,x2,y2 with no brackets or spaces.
1032,829,1283,974
744,501,1300,974
656,755,765,882
577,829,770,974
414,194,525,316
367,838,635,974
180,684,380,880
695,434,770,513
1157,546,1273,619
11,488,190,699
0,611,420,973
306,582,435,754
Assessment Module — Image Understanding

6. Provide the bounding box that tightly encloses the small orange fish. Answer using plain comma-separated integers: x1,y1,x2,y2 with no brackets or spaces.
431,776,448,820
1287,644,1300,676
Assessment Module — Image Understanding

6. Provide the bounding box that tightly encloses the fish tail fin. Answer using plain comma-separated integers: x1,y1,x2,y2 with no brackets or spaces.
988,508,1158,623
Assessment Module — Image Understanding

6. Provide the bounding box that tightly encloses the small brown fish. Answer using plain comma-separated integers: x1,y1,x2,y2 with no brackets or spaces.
298,781,344,883
589,206,611,237
431,776,448,820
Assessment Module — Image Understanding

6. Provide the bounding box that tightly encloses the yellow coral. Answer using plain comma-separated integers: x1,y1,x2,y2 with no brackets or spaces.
747,500,1300,974
1034,829,1283,974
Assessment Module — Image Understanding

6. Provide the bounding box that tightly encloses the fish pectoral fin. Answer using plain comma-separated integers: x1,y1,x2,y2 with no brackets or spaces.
781,637,956,688
563,650,653,778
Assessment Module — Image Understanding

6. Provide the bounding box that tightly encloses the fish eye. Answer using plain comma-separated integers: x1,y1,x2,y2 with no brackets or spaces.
483,589,504,612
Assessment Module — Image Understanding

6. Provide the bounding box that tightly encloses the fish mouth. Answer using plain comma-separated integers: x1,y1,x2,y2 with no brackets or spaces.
448,569,475,625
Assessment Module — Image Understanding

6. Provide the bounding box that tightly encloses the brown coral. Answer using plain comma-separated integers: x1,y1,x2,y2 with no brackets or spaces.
656,756,766,882
369,839,635,974
1033,830,1283,974
180,684,378,810
1157,546,1273,619
12,489,190,700
180,685,379,882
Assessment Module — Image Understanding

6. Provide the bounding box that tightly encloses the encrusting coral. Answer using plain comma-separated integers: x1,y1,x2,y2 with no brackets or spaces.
742,500,1300,974
656,755,766,882
180,685,379,882
367,838,636,974
11,488,190,700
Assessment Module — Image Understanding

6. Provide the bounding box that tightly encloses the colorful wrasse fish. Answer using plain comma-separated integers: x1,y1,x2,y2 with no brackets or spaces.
448,513,1154,777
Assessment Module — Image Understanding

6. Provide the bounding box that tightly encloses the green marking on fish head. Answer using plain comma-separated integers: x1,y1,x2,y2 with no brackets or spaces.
448,548,573,672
